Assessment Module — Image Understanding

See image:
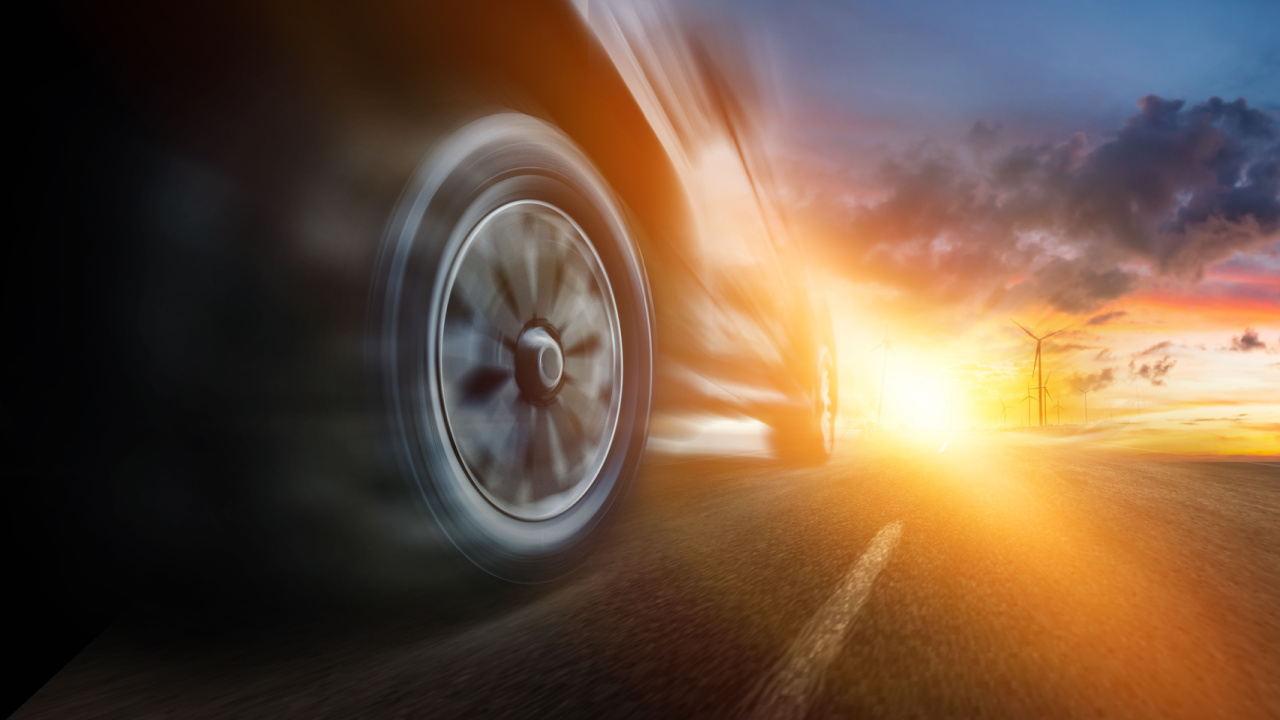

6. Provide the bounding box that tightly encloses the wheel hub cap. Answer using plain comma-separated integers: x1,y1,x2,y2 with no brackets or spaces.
516,324,564,404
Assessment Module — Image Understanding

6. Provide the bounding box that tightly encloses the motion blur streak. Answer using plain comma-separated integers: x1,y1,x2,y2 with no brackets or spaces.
16,0,836,608
584,0,834,437
14,0,1280,716
16,433,1279,718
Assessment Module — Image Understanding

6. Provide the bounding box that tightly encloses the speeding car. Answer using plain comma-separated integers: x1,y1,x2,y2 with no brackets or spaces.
21,0,836,592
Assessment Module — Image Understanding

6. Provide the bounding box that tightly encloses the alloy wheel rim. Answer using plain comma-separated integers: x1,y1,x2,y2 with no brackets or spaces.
436,201,623,520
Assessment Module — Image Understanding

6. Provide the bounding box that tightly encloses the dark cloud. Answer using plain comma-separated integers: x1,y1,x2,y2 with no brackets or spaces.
1086,310,1128,326
1034,260,1135,314
806,95,1280,314
966,120,1000,159
1228,327,1269,352
1066,367,1117,393
1067,96,1280,275
1129,355,1177,386
1136,340,1174,356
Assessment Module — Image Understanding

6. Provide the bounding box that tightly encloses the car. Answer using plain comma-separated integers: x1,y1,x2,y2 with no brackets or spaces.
20,0,836,598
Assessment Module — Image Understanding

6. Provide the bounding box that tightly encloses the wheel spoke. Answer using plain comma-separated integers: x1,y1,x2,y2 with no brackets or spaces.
441,316,504,364
549,400,585,471
522,405,541,475
529,216,568,319
564,333,602,357
528,409,557,500
452,262,522,339
491,262,523,321
540,245,566,319
459,365,511,405
498,220,540,319
557,379,605,432
546,415,570,486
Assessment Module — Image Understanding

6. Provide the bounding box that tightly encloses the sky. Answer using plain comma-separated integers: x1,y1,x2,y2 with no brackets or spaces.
671,0,1280,456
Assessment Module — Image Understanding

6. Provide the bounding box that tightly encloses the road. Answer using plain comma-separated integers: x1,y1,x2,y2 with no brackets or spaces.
14,432,1280,719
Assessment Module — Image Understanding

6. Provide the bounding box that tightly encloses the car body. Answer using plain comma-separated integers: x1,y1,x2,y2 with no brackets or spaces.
20,0,835,598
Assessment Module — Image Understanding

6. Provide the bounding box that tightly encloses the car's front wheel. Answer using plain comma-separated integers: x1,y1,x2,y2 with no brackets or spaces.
375,113,654,581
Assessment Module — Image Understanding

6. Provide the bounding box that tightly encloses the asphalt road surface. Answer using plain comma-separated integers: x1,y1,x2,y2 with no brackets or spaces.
15,432,1280,719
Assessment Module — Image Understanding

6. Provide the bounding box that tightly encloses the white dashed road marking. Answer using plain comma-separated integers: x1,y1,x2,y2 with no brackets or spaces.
746,521,904,720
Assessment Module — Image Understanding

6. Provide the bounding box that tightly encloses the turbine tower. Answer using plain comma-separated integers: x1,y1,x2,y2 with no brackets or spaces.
1019,389,1036,427
1041,372,1054,423
869,325,895,430
998,399,1009,429
1012,320,1066,427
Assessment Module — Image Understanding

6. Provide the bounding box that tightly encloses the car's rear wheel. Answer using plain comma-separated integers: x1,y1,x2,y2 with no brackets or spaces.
771,345,837,464
817,347,837,457
376,113,653,581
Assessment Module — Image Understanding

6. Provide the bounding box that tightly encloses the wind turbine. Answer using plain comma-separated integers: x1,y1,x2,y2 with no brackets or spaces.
1073,384,1089,423
1041,372,1055,424
868,325,896,430
998,399,1009,429
1012,320,1067,427
1019,389,1036,427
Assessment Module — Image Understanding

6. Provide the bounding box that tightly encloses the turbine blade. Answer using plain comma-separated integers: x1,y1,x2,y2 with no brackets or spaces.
1011,319,1037,339
857,343,884,360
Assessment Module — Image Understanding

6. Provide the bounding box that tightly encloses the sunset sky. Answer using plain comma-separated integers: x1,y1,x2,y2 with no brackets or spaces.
683,0,1280,456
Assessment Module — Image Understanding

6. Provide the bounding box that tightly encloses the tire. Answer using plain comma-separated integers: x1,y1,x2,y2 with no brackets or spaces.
771,346,837,464
374,113,654,582
815,346,838,459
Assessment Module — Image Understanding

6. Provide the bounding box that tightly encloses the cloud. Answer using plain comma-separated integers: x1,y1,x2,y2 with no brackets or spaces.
1228,327,1269,352
803,95,1280,315
1129,355,1177,385
1086,310,1128,326
1094,348,1116,361
1044,342,1096,355
1135,340,1174,356
966,120,1000,153
1065,367,1117,393
1034,260,1135,314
